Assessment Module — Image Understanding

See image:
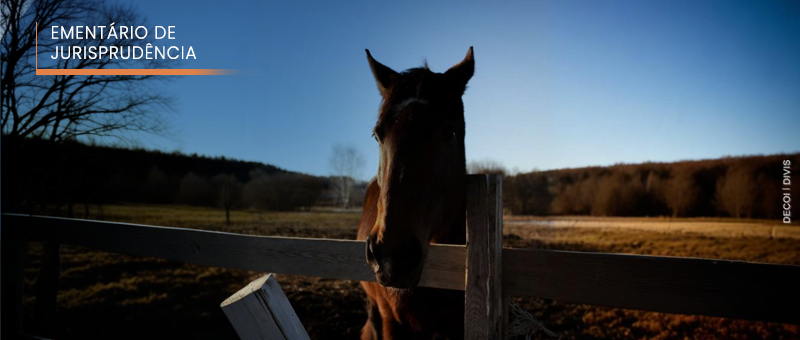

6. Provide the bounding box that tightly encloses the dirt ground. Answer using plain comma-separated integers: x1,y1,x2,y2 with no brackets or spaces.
19,205,800,339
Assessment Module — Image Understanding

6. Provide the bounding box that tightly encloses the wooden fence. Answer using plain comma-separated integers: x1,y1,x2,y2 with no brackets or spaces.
2,174,799,339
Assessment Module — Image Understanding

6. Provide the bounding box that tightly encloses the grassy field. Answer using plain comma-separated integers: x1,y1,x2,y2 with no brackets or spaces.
20,205,800,339
505,215,800,240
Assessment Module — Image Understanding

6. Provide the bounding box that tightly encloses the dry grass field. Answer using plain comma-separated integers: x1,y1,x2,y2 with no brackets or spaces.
20,205,800,339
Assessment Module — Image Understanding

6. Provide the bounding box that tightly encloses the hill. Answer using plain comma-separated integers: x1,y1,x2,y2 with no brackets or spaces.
1,136,322,214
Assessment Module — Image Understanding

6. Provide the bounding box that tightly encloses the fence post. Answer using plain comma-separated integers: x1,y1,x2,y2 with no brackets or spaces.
221,274,310,340
465,174,505,339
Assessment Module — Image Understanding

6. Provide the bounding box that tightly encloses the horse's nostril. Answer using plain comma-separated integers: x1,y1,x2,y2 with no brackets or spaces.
366,234,383,273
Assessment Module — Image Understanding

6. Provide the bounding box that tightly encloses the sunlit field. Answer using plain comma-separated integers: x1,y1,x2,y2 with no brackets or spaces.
22,205,800,339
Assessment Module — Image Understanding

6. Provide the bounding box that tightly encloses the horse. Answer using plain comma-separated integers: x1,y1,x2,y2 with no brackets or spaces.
356,47,474,339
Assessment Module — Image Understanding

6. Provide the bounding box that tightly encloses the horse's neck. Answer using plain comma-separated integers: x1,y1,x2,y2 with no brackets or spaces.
431,173,468,245
431,203,467,245
435,225,466,245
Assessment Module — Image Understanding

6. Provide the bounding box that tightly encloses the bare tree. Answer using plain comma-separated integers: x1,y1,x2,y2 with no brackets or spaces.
506,172,551,215
210,173,242,226
592,172,645,217
1,0,173,143
715,165,756,219
145,165,170,202
467,159,507,175
243,172,323,211
329,144,364,209
664,169,698,217
176,172,213,206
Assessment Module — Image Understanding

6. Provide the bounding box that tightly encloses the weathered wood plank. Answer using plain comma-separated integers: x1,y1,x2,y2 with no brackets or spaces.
224,297,283,340
260,275,310,339
1,213,465,291
421,243,467,290
221,274,309,340
222,275,285,339
4,213,800,324
487,175,506,339
503,248,800,325
465,175,505,339
465,175,489,339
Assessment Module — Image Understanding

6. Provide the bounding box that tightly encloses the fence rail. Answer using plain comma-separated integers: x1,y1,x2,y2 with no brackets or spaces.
3,174,800,339
4,213,799,326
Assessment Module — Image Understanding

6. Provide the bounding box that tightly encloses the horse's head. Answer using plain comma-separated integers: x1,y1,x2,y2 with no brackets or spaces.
364,47,474,288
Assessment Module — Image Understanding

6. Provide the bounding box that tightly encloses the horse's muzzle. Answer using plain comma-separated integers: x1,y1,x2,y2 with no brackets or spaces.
366,233,424,288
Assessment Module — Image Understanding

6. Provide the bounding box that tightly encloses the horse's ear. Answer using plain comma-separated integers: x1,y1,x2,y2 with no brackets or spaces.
445,46,474,94
366,49,398,96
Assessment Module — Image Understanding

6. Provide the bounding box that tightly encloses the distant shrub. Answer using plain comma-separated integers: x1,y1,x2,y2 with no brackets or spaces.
244,173,323,211
505,173,552,215
592,172,647,216
176,172,215,206
468,159,507,176
210,173,243,210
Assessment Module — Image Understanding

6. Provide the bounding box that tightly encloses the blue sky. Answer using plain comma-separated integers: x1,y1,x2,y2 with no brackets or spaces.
105,0,798,179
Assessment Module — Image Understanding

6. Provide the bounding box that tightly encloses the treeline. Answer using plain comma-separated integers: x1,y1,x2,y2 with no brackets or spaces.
6,136,794,220
1,136,330,215
503,153,798,219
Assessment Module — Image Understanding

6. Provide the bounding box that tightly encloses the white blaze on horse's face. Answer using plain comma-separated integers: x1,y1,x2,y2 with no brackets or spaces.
364,48,474,288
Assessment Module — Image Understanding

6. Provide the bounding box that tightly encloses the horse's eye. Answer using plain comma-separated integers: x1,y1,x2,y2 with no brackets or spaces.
372,132,380,143
443,130,456,142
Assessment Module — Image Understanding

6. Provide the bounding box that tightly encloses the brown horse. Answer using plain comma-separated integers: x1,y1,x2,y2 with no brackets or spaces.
356,47,474,339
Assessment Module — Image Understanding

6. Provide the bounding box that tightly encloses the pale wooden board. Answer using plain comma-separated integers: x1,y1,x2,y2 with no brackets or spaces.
221,274,309,340
2,213,464,291
5,213,800,324
222,275,284,339
261,275,310,339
